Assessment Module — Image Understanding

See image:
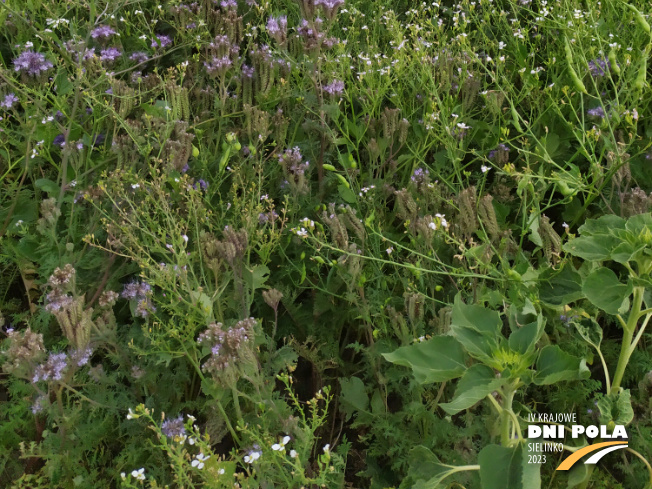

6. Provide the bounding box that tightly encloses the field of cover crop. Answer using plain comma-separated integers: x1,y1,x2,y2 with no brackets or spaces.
0,0,651,487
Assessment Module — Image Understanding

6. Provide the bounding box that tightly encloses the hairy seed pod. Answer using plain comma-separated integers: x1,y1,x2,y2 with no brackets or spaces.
539,215,561,264
404,292,424,323
478,194,500,241
456,186,478,239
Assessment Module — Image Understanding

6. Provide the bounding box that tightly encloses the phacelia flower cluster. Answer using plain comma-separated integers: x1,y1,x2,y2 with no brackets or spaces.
13,50,54,77
278,147,310,195
197,318,256,375
121,281,156,318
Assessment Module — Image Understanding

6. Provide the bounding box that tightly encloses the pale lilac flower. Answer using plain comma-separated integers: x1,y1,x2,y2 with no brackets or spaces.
99,47,122,62
267,16,288,44
161,415,186,440
151,35,172,48
587,106,605,118
13,50,54,76
322,80,345,96
91,25,117,40
1,93,19,109
129,52,149,63
32,352,68,383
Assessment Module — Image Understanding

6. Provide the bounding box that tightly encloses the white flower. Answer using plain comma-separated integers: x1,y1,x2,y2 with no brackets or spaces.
244,450,261,463
182,234,188,243
296,228,308,238
120,472,126,480
131,184,140,189
131,468,145,480
562,222,569,229
126,408,136,420
481,165,490,173
456,122,471,129
218,468,225,474
188,437,196,445
323,444,331,453
386,247,393,255
272,435,291,451
290,449,298,458
192,453,210,469
428,222,437,230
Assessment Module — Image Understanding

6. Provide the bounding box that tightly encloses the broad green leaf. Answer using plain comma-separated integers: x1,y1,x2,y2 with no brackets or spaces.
35,178,60,195
582,267,632,316
338,184,357,203
562,235,619,261
567,464,591,488
577,214,626,236
534,345,590,385
440,365,506,415
597,390,634,426
508,316,545,356
339,377,369,420
572,318,603,350
450,294,504,362
538,265,583,306
610,242,646,265
382,335,467,384
624,213,652,235
479,442,541,489
408,446,460,489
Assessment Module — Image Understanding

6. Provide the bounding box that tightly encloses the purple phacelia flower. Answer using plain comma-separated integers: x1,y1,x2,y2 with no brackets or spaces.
13,50,54,76
32,394,48,414
70,347,93,367
267,16,288,44
241,64,254,78
32,352,68,383
411,167,430,186
488,143,510,160
99,47,122,62
194,179,209,191
322,80,345,96
161,415,186,439
91,25,117,40
1,93,19,109
204,56,232,75
129,52,150,63
151,35,173,48
53,134,66,147
587,106,605,118
220,0,237,8
588,57,609,78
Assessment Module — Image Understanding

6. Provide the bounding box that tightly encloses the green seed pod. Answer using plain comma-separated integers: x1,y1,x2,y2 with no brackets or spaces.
335,174,350,188
634,56,647,91
322,164,337,171
569,66,587,94
564,37,574,62
233,142,242,151
626,4,651,34
192,145,199,158
510,102,523,132
313,256,326,264
608,48,620,75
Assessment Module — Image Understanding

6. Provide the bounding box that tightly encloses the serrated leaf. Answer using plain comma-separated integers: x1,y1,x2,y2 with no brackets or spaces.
440,364,506,415
534,345,590,385
582,267,632,316
572,317,603,350
382,335,467,384
597,390,634,426
339,377,369,420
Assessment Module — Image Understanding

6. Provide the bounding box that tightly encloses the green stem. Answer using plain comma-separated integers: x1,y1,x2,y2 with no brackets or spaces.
501,386,516,447
611,286,644,393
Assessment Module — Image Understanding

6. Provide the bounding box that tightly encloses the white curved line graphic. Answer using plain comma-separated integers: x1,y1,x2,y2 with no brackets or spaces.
584,444,627,464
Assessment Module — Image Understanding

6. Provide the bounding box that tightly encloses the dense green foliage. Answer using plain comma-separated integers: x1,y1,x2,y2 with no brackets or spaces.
1,0,651,487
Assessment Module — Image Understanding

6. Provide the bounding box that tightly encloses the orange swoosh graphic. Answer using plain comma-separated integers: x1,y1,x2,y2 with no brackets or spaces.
556,441,628,470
